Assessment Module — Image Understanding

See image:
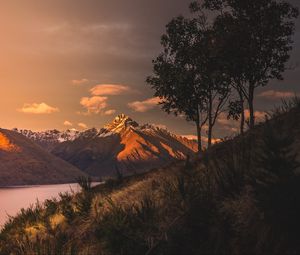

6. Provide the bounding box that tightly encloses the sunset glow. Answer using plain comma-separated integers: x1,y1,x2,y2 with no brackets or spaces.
1,1,300,253
0,0,299,140
0,133,21,152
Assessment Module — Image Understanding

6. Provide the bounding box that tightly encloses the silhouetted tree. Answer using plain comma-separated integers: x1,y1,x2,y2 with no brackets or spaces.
192,0,299,129
227,99,244,134
147,16,208,152
203,19,231,146
147,11,231,149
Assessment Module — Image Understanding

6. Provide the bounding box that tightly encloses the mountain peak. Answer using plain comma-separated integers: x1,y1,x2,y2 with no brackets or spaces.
113,114,131,123
104,114,139,133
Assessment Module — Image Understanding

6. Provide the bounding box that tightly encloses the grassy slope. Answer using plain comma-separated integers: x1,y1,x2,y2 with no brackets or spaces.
1,101,300,254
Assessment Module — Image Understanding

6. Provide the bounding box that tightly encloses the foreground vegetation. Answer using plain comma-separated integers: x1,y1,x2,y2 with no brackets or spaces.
1,99,300,254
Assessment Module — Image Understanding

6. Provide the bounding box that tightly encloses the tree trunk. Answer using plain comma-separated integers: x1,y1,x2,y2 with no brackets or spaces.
207,95,213,148
248,85,255,129
207,124,213,148
196,121,202,153
239,90,245,134
240,107,245,134
195,108,202,153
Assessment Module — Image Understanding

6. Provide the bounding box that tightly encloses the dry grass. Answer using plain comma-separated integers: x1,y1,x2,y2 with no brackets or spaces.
2,100,300,255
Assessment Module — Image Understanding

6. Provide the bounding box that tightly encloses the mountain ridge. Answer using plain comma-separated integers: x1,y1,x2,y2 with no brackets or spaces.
51,114,197,177
0,128,86,186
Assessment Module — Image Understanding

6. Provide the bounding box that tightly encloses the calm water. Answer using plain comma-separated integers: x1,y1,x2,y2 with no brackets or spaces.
0,183,81,228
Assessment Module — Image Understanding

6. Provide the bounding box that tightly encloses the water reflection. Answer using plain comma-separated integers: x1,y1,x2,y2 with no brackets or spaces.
0,183,80,228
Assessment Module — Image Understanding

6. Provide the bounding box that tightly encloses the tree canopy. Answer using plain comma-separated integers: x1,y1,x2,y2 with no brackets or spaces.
148,0,298,149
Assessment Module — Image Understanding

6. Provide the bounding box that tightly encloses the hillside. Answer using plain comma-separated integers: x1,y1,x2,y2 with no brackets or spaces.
52,114,197,177
2,102,300,254
0,129,86,186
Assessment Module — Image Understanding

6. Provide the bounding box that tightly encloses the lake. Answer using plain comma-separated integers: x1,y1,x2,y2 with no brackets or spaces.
0,183,81,228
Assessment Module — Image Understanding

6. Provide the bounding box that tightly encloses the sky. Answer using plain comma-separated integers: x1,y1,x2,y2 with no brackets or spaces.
0,0,299,141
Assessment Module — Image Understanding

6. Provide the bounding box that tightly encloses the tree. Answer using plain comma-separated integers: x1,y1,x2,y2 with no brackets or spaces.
213,12,247,134
147,12,231,149
202,19,231,146
227,99,244,134
147,16,208,152
193,0,299,129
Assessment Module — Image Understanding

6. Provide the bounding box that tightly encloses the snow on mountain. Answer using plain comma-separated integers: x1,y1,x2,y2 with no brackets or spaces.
52,114,198,177
13,128,81,151
102,114,139,134
14,114,193,148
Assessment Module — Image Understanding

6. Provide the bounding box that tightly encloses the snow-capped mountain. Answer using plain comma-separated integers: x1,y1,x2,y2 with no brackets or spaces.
52,114,197,177
102,114,139,134
13,128,81,151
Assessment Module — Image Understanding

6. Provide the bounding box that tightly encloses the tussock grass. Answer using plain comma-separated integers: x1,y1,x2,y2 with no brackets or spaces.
1,100,300,254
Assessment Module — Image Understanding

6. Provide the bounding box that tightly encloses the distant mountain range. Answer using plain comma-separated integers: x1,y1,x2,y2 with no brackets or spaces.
0,129,86,186
14,114,197,178
13,128,80,151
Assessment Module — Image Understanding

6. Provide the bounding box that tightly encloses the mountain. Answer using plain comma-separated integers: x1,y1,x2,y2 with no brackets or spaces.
0,128,86,186
3,103,300,254
52,114,197,177
13,128,80,151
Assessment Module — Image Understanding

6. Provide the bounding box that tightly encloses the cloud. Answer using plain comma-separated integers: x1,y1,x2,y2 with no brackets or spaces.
78,123,88,129
151,123,167,130
258,90,295,99
217,110,266,132
217,113,233,127
63,120,73,126
90,84,130,96
19,103,59,114
80,96,108,114
182,135,221,144
182,135,198,140
104,109,116,116
244,109,266,121
128,97,160,112
72,78,89,85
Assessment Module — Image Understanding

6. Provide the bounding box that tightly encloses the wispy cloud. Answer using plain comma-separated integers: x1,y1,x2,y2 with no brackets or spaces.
80,96,108,114
90,84,130,96
79,84,133,115
217,110,266,132
182,135,198,140
104,109,116,116
78,123,88,129
72,78,89,85
128,97,160,112
258,90,295,99
63,120,73,126
19,103,59,114
182,135,221,144
244,110,266,120
151,123,167,130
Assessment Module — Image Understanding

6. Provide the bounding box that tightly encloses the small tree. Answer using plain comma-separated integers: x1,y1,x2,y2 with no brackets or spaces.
147,11,231,149
147,16,208,152
197,24,231,146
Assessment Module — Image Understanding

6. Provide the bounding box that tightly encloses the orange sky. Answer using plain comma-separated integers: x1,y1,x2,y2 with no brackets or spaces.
0,0,299,140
